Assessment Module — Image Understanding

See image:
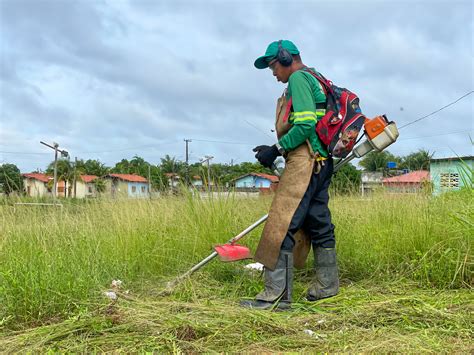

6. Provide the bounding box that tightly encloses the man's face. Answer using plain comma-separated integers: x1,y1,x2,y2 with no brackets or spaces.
268,59,291,83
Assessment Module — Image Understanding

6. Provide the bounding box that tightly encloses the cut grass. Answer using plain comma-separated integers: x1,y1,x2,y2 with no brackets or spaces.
1,278,472,352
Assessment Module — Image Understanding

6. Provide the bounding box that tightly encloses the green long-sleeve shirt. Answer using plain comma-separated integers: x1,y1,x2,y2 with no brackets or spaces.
278,68,328,157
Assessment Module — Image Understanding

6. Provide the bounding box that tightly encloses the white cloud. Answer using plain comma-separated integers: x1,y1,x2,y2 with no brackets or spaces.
0,0,472,171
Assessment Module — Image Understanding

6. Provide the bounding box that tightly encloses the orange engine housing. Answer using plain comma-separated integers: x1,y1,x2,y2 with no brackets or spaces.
364,115,389,140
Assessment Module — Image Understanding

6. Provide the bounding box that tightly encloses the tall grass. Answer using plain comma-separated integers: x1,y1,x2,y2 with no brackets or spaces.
0,189,472,328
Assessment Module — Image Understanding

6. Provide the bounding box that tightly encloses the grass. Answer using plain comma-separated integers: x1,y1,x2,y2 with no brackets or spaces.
0,189,472,352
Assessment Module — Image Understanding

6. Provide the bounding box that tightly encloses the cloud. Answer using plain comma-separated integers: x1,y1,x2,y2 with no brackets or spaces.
0,0,472,172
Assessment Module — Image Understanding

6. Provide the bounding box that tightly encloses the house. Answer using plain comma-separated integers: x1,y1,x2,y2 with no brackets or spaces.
73,175,99,198
192,175,203,188
22,173,51,197
104,174,149,198
430,156,473,195
382,170,430,193
360,172,383,196
233,173,279,191
165,173,181,188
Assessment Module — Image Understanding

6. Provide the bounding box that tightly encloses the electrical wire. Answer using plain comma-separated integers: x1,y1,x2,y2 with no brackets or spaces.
243,119,274,140
190,138,255,145
0,151,50,155
398,129,473,141
398,90,473,130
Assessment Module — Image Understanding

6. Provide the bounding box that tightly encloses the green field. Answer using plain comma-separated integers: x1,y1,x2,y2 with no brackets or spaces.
1,190,472,352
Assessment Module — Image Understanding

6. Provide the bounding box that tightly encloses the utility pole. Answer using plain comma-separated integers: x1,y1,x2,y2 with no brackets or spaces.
201,155,214,193
184,139,192,185
73,156,77,198
148,163,152,199
40,141,68,199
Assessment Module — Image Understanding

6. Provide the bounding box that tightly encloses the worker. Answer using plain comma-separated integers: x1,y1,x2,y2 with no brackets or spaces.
240,40,339,310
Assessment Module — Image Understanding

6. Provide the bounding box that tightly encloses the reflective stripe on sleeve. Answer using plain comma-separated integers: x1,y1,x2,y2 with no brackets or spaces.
315,109,326,117
290,111,317,123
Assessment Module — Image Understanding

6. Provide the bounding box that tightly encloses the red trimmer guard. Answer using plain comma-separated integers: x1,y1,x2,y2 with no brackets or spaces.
214,244,253,262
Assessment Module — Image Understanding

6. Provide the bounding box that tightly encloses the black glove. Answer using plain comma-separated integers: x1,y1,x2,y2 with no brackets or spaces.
252,144,281,168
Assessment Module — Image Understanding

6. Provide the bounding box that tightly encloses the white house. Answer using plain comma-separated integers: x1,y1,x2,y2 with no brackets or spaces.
22,173,51,197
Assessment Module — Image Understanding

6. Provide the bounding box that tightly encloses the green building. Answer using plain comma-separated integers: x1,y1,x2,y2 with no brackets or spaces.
430,156,473,195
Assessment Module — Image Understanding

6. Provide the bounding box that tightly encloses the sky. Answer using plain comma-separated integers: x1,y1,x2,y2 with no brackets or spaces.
1,0,473,172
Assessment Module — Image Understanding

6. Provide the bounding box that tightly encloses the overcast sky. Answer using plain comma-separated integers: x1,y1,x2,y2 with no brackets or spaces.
1,0,472,172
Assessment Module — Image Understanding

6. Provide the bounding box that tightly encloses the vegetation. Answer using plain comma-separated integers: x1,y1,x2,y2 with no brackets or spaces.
359,149,433,172
0,163,23,195
0,188,472,352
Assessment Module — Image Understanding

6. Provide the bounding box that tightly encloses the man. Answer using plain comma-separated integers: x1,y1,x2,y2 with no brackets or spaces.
240,40,339,310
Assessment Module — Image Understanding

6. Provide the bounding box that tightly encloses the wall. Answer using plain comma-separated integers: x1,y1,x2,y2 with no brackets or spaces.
128,182,149,198
74,181,97,198
106,179,129,198
254,176,272,188
430,159,473,195
235,175,255,188
23,178,50,197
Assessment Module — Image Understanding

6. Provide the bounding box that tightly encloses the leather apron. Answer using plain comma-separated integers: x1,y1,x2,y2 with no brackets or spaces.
254,92,314,270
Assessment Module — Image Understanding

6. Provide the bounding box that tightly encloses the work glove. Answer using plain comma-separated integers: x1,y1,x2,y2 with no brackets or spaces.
252,144,281,168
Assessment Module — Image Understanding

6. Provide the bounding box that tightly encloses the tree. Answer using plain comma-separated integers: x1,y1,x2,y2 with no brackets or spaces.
400,149,433,171
0,163,23,195
76,159,109,176
94,178,107,194
331,163,361,194
112,156,168,191
160,155,185,174
359,151,400,172
46,158,74,197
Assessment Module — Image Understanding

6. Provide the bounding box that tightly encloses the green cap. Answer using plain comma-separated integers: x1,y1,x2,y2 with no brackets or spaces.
254,40,300,69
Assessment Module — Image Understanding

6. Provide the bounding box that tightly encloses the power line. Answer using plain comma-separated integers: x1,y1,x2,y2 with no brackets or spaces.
399,90,473,130
190,138,255,145
244,119,274,140
398,129,474,141
0,151,50,155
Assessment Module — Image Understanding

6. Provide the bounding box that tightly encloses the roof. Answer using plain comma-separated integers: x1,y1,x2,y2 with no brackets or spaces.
430,155,473,162
165,173,180,178
106,174,148,183
80,175,98,183
22,173,51,183
383,170,429,184
233,172,279,183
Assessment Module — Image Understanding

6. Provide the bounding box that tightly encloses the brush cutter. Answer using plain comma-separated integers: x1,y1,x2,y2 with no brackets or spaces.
163,116,399,294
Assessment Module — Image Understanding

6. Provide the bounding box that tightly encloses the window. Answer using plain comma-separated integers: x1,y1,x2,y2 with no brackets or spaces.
141,186,146,193
131,186,137,193
88,186,93,194
440,173,459,188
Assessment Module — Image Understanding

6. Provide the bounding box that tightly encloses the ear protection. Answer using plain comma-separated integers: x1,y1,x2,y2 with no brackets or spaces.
276,40,293,67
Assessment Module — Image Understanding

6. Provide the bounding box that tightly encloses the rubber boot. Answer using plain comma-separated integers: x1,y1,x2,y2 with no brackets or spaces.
240,250,293,310
306,247,339,301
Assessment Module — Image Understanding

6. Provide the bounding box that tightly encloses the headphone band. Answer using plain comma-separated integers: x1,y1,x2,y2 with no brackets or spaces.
277,40,293,67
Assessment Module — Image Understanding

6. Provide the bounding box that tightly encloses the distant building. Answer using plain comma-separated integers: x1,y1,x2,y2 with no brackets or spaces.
165,173,181,188
430,156,473,195
104,174,149,198
74,175,99,198
382,170,430,193
191,175,203,188
22,173,51,197
233,173,279,191
360,172,383,196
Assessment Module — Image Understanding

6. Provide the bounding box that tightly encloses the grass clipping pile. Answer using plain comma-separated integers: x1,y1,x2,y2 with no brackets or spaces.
1,277,473,352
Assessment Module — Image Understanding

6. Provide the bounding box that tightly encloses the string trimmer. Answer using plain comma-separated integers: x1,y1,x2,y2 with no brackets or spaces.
162,115,399,294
